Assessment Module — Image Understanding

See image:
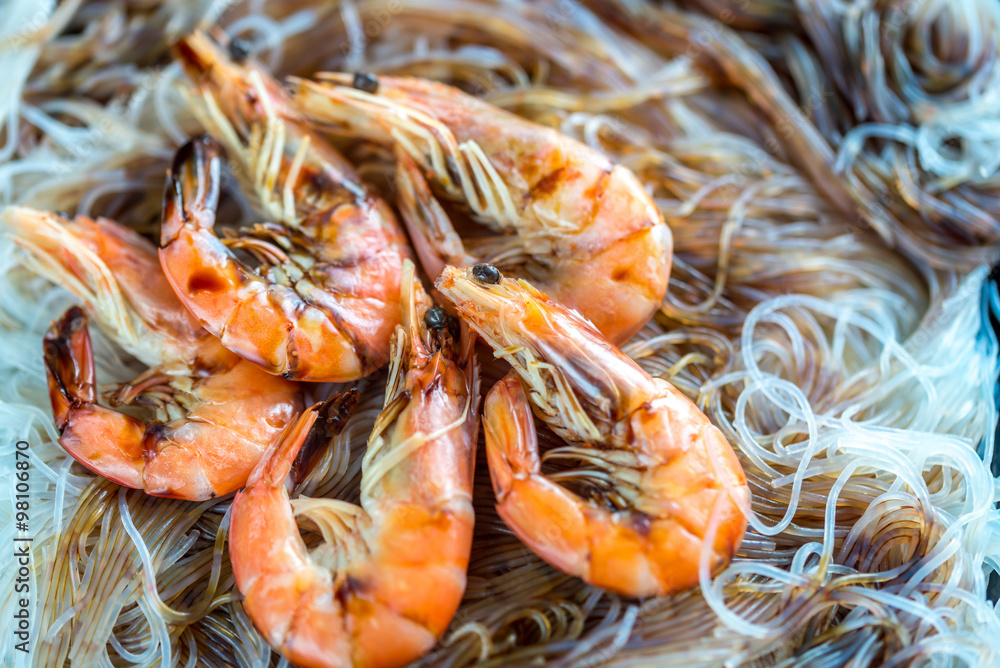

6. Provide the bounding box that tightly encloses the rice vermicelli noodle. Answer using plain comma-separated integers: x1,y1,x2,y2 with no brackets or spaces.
2,0,1000,666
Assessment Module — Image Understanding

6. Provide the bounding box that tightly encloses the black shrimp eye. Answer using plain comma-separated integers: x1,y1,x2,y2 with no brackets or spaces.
352,72,379,94
423,306,448,331
227,38,252,64
472,263,502,285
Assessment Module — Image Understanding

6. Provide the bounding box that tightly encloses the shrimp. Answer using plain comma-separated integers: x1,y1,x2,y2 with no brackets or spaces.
291,73,672,344
161,32,411,381
229,260,480,668
4,206,302,500
436,264,748,597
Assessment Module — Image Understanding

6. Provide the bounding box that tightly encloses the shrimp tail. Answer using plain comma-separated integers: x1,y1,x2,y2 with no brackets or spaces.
483,373,590,577
161,134,222,245
231,398,360,668
41,305,303,500
483,374,535,500
293,390,360,484
160,134,261,369
43,306,96,431
247,390,359,490
41,307,148,490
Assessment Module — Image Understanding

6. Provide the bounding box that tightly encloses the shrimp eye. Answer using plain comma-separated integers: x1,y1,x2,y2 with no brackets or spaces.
227,38,252,63
352,72,379,94
424,306,447,331
472,263,502,285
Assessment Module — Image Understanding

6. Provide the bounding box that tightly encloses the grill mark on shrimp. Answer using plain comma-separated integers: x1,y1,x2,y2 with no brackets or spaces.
528,166,569,200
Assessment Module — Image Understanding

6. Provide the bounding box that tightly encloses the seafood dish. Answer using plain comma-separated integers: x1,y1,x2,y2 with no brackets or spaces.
2,1,1000,667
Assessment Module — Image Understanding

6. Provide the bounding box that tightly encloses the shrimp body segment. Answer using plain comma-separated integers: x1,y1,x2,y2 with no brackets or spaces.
436,265,748,597
5,207,302,500
162,33,411,381
230,261,480,668
293,74,672,344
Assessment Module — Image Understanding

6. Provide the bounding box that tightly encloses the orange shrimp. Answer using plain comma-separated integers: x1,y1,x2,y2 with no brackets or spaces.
5,206,302,500
291,73,672,344
436,264,748,597
161,32,410,381
229,261,480,668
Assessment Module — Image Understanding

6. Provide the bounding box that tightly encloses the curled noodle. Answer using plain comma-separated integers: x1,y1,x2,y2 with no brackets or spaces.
0,0,998,666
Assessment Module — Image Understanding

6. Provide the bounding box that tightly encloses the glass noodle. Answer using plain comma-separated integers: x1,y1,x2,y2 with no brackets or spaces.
1,0,999,665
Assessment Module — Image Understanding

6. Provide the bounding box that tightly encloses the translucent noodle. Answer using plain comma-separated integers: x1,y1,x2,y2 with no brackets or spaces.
1,0,999,666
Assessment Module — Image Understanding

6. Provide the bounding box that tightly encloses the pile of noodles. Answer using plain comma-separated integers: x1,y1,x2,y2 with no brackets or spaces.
2,0,1000,665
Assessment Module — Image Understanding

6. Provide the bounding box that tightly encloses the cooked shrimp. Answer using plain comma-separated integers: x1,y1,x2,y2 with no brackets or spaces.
230,261,480,668
5,206,302,500
436,264,748,597
162,32,410,381
291,73,672,344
